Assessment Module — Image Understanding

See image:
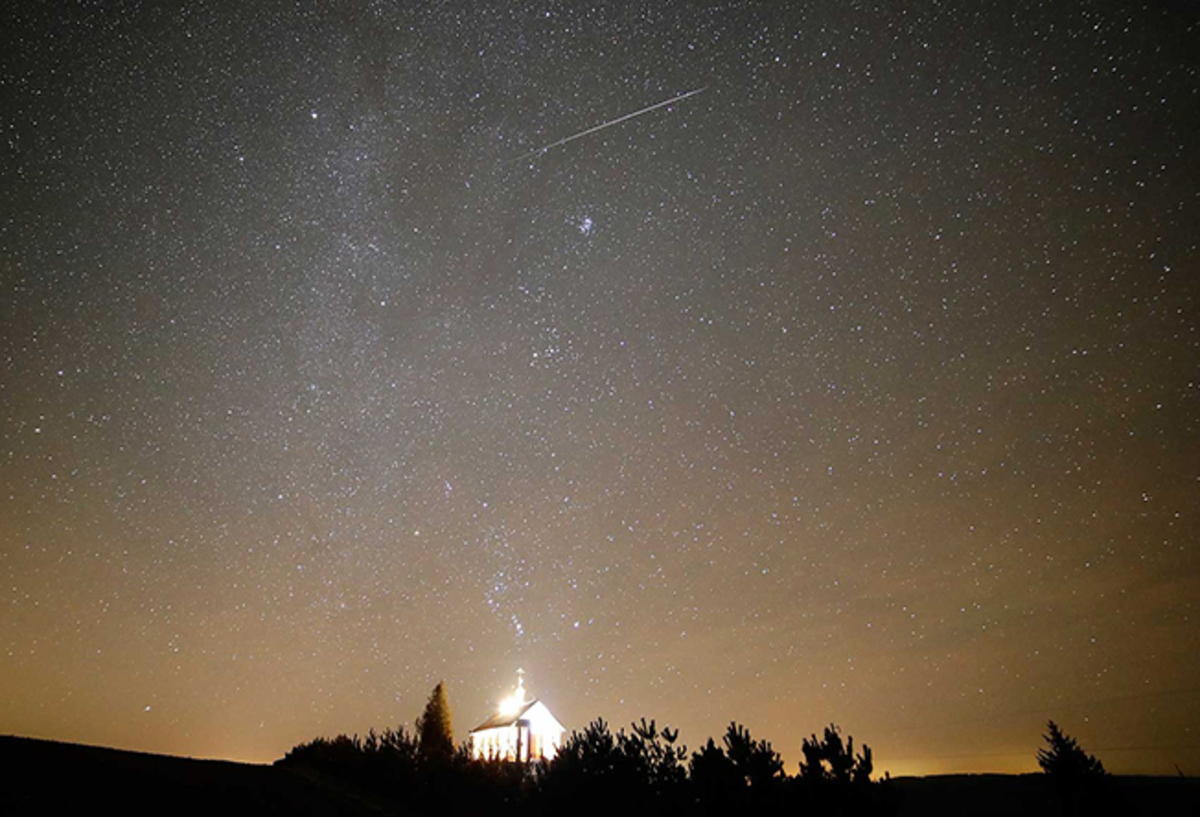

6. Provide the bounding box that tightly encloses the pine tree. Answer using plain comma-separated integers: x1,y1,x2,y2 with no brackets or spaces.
1037,721,1106,781
1038,721,1111,816
798,724,874,785
417,681,454,762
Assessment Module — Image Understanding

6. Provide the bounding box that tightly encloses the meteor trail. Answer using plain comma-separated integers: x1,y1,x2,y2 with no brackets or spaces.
514,87,706,163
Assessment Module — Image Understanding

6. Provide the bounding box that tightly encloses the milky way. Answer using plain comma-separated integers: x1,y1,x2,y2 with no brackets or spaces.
2,2,1198,774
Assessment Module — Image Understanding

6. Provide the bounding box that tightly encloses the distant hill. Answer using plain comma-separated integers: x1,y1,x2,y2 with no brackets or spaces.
0,735,399,816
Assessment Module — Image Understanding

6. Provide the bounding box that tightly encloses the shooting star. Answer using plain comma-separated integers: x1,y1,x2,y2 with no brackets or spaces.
514,86,706,163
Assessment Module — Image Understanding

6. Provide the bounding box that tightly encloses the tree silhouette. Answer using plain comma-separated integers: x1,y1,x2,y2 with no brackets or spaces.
539,718,626,816
722,721,784,790
417,681,454,763
1037,720,1106,780
689,736,741,813
1037,721,1114,816
687,723,784,814
625,718,689,795
799,724,873,785
539,717,692,816
853,742,874,785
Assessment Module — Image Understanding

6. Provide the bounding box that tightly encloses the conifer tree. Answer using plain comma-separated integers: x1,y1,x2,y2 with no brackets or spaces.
1038,721,1106,781
1038,721,1111,816
417,681,454,762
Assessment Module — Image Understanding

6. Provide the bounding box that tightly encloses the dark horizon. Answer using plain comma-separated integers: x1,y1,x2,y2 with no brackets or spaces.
3,2,1197,777
6,731,1196,817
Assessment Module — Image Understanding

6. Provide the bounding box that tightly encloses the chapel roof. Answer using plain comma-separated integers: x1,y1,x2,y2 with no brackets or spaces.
469,699,541,733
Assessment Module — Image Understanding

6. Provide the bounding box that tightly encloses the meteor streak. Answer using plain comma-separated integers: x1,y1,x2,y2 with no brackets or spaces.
515,87,706,163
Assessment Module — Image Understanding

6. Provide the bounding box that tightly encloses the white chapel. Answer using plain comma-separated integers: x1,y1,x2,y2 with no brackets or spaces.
468,669,566,762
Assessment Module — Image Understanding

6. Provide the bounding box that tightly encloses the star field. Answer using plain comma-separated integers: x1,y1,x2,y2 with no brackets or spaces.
2,2,1198,775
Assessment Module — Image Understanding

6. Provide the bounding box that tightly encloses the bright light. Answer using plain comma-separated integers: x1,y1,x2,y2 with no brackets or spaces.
499,668,527,716
499,692,523,716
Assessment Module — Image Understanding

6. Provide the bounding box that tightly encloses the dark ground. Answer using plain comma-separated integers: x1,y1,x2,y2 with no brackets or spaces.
891,773,1200,817
0,735,395,816
3,735,1197,816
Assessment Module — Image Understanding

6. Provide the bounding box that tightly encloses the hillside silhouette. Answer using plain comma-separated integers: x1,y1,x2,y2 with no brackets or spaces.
0,735,398,816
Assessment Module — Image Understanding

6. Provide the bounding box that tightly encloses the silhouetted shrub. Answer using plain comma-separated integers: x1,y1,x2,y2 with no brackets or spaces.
1038,720,1105,781
535,717,691,816
1038,721,1117,817
799,724,872,784
688,722,784,813
689,736,741,814
793,724,891,815
278,725,421,799
623,718,690,814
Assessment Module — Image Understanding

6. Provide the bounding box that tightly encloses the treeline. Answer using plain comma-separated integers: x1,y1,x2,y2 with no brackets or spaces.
279,712,895,816
279,688,1139,817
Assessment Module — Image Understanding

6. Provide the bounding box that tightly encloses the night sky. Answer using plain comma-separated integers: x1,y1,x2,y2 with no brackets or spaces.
3,2,1198,776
